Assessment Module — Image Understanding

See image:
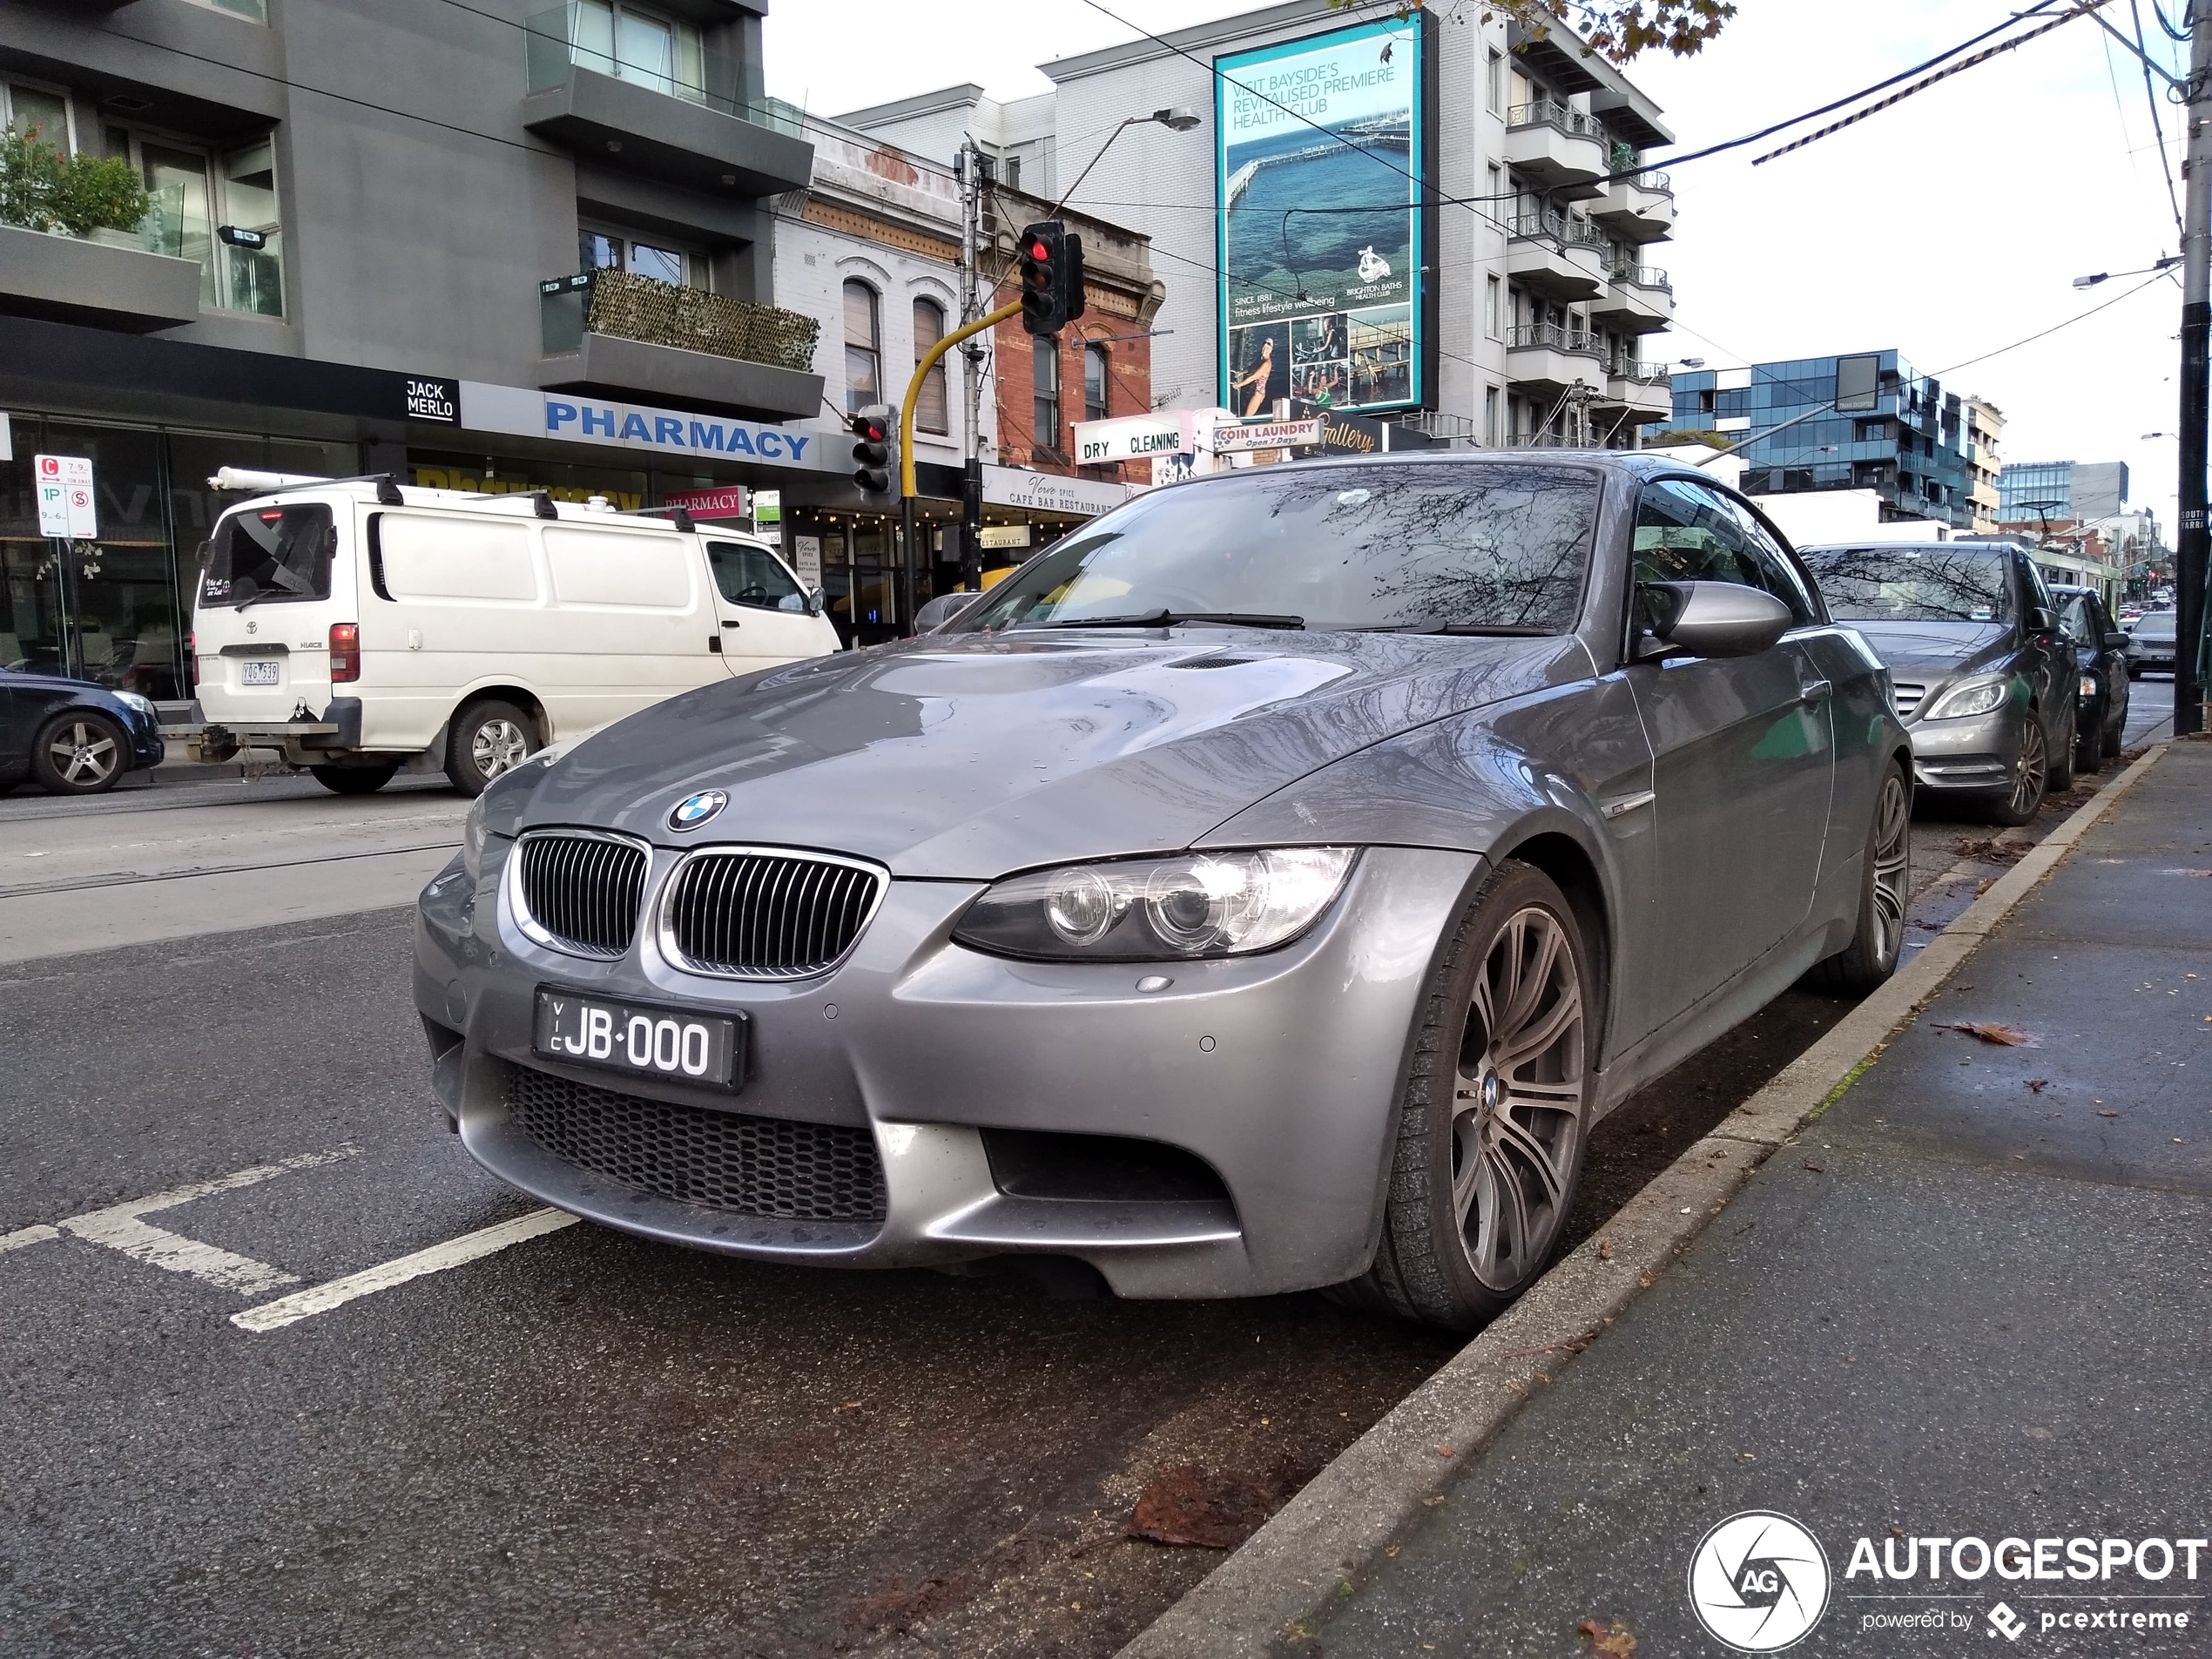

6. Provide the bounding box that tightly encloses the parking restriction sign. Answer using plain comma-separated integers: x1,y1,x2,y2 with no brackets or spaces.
34,454,97,540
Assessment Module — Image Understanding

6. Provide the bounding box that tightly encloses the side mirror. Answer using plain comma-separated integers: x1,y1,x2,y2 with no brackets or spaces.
2028,606,2058,636
1635,580,1794,661
2105,631,2130,651
805,588,826,617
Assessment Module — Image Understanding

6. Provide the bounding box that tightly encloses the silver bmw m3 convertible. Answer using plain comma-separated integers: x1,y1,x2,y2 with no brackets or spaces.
415,454,1910,1330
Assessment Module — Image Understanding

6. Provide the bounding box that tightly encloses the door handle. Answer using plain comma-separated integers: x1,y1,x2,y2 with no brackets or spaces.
1797,678,1831,705
722,617,741,627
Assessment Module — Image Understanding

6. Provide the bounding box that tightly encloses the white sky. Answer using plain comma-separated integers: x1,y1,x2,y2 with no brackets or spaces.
764,0,2191,529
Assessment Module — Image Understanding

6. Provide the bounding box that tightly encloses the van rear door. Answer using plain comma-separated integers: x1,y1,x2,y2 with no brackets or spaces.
192,499,354,725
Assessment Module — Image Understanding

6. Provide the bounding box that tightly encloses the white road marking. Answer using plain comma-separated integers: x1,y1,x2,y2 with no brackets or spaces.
232,1207,581,1333
3,1146,359,1293
0,1224,60,1254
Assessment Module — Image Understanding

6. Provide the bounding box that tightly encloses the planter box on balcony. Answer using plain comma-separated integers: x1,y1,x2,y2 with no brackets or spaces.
0,224,200,332
522,62,813,197
539,333,824,423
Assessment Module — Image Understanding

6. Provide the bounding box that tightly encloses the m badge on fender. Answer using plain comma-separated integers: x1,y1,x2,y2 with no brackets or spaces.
668,790,728,832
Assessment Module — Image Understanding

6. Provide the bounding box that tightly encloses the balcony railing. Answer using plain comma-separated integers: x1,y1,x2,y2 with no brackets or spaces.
1611,265,1673,292
1508,210,1607,247
1609,361,1672,385
541,269,820,371
1633,170,1672,194
1507,322,1603,357
1507,98,1597,137
524,3,803,135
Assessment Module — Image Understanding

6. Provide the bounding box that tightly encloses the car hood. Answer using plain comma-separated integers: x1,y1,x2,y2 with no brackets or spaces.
517,629,1588,878
1838,620,2012,681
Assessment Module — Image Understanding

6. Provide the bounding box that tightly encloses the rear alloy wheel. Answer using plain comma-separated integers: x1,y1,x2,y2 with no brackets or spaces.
1346,860,1592,1331
1806,760,1910,995
445,699,536,798
2046,703,2076,792
311,763,399,796
1986,711,2047,827
31,711,128,795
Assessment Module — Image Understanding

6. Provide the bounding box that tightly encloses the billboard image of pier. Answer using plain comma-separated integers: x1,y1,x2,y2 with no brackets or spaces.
1215,16,1428,415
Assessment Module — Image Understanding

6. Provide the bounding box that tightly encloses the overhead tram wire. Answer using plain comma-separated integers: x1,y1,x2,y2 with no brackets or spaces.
2130,0,2188,237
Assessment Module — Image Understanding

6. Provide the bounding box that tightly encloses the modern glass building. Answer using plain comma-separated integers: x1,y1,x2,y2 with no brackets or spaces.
1997,459,2129,524
1669,349,1970,529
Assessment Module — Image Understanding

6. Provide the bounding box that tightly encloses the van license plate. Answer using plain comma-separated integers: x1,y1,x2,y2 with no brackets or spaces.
240,660,280,686
531,989,744,1091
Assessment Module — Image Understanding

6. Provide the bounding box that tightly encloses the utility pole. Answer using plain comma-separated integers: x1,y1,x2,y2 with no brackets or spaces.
957,142,987,593
2177,3,2211,734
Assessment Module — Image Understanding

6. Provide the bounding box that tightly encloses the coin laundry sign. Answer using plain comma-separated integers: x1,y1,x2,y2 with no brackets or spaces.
34,453,98,540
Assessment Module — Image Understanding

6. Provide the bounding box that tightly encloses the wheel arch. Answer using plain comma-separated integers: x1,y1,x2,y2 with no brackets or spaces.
448,683,551,745
1495,827,1615,1067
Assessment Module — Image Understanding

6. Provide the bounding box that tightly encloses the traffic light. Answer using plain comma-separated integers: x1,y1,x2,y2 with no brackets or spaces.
1017,220,1086,337
850,404,895,496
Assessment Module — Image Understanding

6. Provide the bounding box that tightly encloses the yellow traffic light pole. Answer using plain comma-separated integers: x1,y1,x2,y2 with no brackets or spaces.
899,299,1021,499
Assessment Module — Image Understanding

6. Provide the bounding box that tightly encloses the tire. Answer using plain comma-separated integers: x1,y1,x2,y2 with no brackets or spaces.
444,699,536,798
1805,759,1910,996
30,711,128,795
310,763,399,795
1344,860,1595,1332
2104,696,2126,759
2072,702,2103,778
2046,704,2075,793
1986,710,2048,827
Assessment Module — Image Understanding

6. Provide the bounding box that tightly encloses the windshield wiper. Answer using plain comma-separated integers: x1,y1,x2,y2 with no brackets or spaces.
1038,609,1305,631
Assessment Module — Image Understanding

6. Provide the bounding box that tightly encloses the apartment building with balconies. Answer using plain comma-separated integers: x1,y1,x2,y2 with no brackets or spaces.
1964,395,2005,533
842,0,1677,456
1669,351,1979,531
1,0,831,697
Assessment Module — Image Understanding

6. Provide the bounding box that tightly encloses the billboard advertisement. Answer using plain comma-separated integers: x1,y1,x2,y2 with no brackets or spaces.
1215,15,1432,418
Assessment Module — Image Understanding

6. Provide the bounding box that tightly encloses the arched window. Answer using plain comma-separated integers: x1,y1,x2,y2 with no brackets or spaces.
843,279,880,412
914,298,948,433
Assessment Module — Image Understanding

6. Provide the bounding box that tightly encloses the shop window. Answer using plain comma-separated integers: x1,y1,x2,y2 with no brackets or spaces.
1033,338,1060,455
913,298,949,433
1083,342,1109,425
566,2,707,105
105,126,285,316
844,280,880,412
580,223,708,289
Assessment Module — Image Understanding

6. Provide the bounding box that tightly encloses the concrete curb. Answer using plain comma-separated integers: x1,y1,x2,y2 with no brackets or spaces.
1117,745,2173,1659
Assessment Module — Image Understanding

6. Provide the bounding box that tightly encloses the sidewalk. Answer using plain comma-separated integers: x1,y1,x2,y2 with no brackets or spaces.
1285,743,2212,1656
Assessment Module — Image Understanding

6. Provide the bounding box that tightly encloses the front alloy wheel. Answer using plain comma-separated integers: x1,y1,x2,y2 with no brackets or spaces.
32,713,127,795
1346,860,1593,1330
1989,712,2047,826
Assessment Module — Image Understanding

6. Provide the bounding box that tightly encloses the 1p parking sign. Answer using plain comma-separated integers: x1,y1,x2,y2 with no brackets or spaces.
34,453,97,540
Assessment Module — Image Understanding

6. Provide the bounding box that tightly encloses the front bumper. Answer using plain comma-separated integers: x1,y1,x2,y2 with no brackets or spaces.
414,839,1480,1298
1904,703,2024,795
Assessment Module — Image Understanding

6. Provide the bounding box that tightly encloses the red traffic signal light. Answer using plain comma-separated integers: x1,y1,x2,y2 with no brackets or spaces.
849,404,895,495
1017,220,1086,337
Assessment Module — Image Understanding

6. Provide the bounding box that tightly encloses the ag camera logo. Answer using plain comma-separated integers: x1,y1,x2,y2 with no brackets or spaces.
1688,1511,1831,1651
668,789,728,832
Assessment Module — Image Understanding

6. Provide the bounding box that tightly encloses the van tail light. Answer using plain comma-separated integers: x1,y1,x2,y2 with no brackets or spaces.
329,623,361,683
187,631,199,691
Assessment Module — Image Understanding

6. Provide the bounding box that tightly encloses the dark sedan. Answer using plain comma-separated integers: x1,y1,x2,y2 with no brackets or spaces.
1799,541,2074,825
2050,585,2130,774
417,455,1910,1331
0,668,166,795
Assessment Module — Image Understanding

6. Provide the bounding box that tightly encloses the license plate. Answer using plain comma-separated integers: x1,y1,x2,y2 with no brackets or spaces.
240,659,280,686
531,988,744,1091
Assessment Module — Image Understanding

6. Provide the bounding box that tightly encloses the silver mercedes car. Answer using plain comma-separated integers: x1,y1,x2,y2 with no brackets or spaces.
414,454,1909,1330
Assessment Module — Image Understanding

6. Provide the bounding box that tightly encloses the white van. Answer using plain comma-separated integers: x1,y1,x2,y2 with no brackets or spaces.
187,474,840,795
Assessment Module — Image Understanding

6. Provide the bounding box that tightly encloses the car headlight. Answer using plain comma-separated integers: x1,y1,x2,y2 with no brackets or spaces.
114,691,156,716
1926,676,2011,720
954,846,1358,961
463,793,489,885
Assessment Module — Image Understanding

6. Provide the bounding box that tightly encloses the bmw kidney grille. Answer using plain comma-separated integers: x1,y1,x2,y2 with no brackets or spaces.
662,850,882,979
516,833,649,958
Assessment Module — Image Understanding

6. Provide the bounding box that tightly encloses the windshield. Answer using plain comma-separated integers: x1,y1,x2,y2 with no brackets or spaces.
954,462,1602,635
1801,545,2013,624
200,503,337,609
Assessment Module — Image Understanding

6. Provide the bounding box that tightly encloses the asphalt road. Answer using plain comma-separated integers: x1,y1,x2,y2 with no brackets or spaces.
0,677,2179,1657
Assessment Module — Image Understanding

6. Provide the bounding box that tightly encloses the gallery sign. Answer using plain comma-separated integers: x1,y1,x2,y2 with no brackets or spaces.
1213,14,1433,419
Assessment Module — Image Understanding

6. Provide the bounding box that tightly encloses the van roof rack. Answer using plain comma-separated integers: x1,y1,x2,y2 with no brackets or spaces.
208,468,405,505
630,504,698,532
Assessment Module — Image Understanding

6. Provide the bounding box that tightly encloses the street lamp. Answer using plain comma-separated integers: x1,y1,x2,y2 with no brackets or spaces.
2074,255,2182,287
1051,107,1201,213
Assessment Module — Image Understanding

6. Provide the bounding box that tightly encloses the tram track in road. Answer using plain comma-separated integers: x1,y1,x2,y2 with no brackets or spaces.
0,839,461,900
